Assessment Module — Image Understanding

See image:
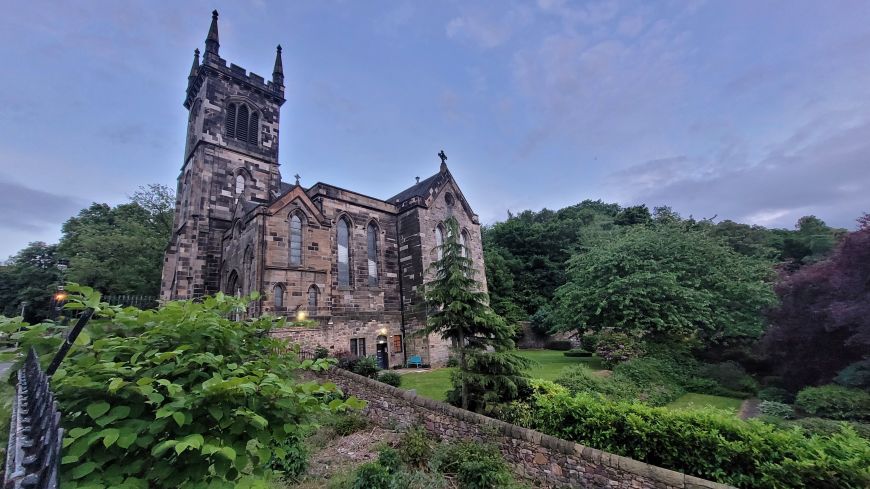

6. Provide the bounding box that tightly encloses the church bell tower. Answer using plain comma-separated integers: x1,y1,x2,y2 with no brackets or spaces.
160,11,286,300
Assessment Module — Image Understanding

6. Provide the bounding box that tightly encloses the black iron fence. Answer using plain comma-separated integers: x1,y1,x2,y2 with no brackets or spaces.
3,348,62,489
104,295,158,310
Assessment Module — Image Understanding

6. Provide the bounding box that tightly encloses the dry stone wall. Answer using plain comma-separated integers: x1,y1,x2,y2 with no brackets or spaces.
327,367,734,489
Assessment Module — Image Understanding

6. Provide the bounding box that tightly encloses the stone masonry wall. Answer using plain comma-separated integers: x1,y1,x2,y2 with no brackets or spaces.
326,368,734,489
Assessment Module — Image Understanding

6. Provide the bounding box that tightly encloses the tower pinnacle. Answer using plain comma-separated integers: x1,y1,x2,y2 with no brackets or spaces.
188,48,200,82
273,44,284,85
205,10,220,55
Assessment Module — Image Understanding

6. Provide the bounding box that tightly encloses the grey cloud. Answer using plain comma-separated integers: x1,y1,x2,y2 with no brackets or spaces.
608,113,870,228
0,180,84,233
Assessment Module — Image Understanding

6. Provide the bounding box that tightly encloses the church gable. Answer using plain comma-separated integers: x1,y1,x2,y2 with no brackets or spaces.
267,185,329,226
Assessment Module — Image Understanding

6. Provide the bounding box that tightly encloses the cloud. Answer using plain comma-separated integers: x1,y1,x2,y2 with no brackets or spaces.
445,5,531,49
606,111,870,228
0,179,84,233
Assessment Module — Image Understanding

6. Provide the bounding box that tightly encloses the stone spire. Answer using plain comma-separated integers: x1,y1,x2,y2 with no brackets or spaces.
205,10,220,56
272,45,284,85
188,48,200,82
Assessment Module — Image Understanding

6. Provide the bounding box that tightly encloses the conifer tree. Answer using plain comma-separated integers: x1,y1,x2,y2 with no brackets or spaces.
423,216,530,412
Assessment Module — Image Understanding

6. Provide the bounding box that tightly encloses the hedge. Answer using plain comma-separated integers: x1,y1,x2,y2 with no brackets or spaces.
528,392,870,488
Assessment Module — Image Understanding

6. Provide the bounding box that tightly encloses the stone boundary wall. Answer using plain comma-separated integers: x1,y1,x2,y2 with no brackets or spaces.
326,367,734,489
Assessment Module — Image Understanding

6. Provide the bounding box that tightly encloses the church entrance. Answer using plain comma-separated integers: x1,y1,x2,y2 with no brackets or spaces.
376,335,389,370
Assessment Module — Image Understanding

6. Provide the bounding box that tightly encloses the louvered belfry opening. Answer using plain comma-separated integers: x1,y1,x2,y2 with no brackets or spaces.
225,102,258,145
248,111,259,144
226,103,237,137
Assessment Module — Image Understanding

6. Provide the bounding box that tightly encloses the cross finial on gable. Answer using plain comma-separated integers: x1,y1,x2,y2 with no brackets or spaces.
438,150,447,165
294,174,301,186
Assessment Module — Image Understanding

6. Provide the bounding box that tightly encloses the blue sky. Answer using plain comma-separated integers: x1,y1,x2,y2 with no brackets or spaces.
1,0,869,259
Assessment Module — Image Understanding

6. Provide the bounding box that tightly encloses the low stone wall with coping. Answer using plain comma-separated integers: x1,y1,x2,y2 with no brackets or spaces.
326,367,734,489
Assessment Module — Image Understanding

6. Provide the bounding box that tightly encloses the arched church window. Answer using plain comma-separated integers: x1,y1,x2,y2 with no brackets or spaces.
460,230,470,259
367,222,379,286
235,174,245,195
289,213,303,266
337,217,351,287
273,284,285,309
434,224,444,261
227,270,239,297
308,285,318,316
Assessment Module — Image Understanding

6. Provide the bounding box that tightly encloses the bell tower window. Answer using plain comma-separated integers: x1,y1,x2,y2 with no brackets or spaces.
225,102,259,146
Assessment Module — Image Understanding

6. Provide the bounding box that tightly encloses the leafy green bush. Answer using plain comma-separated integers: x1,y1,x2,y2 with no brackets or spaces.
789,417,870,440
1,287,366,488
397,427,431,468
528,391,870,488
795,384,870,420
431,441,522,489
697,361,758,395
579,333,599,352
759,401,794,419
314,345,330,359
544,340,572,351
611,356,689,406
445,355,458,368
563,349,592,357
352,356,381,378
836,360,870,390
387,469,449,489
332,413,370,436
594,332,645,367
351,462,391,489
336,350,359,370
378,371,402,387
376,446,402,473
758,387,794,403
554,365,622,398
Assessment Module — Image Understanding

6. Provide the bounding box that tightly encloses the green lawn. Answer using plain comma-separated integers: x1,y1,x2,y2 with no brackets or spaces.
400,349,603,401
666,393,743,413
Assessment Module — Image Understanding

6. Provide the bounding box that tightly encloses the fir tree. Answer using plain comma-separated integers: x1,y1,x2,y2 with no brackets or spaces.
423,216,530,412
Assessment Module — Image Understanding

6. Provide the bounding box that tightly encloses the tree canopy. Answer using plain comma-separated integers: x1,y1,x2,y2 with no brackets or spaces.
762,224,870,389
552,224,777,347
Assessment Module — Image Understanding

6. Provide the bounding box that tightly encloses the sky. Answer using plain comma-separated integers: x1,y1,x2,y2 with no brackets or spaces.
1,0,869,259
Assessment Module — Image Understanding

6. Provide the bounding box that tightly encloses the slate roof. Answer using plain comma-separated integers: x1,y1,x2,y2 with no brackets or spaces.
387,172,439,203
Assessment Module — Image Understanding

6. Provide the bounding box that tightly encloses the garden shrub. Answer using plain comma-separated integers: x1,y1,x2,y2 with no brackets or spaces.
836,360,870,390
759,401,794,419
758,386,793,403
376,445,402,473
544,340,572,351
352,355,381,378
554,365,620,398
795,384,870,420
1,287,366,488
697,361,758,395
314,344,330,359
528,391,870,488
790,417,870,440
336,350,359,370
388,469,449,489
378,371,402,387
611,356,689,406
445,355,458,368
332,413,370,436
351,462,391,489
431,441,522,489
397,427,431,468
563,349,592,357
579,333,599,352
594,332,645,367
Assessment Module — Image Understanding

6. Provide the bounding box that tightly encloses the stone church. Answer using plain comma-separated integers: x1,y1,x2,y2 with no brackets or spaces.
160,11,487,368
